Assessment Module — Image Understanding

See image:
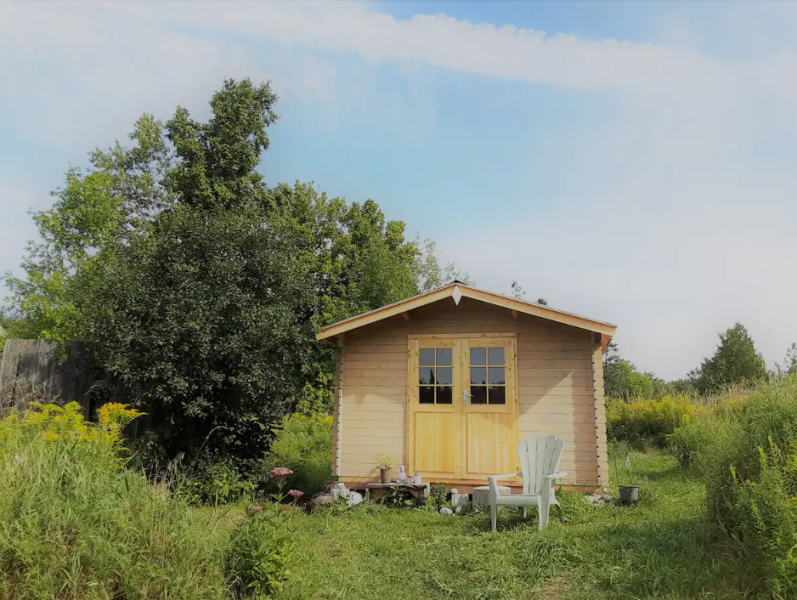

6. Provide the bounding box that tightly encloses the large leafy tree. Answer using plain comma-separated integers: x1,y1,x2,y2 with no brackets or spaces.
689,323,767,394
7,78,464,468
75,206,315,463
3,114,175,342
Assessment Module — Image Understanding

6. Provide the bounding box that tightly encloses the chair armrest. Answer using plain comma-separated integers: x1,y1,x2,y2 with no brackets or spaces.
487,473,520,496
544,471,568,480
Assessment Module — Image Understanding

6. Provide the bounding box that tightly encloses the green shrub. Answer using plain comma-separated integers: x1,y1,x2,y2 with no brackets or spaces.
181,459,257,505
670,378,797,596
0,400,292,599
429,483,448,509
224,504,294,599
261,412,333,496
606,394,697,447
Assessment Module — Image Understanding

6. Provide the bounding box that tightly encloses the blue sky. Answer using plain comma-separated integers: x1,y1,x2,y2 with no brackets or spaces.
2,1,797,379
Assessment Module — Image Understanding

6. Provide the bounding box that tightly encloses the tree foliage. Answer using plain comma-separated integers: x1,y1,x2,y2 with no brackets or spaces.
689,323,767,394
5,78,464,470
603,341,667,400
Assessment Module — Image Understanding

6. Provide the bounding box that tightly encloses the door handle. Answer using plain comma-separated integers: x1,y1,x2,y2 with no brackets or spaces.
463,389,472,406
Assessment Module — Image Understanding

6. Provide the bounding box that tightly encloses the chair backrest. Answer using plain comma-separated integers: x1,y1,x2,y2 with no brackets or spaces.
517,435,565,495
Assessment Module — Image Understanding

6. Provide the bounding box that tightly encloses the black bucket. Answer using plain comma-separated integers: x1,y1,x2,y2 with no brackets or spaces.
618,485,640,504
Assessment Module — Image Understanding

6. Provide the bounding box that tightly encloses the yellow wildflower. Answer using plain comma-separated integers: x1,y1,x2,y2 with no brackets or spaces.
42,431,59,442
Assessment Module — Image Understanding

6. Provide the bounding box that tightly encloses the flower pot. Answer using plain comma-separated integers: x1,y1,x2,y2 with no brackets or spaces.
380,468,392,484
618,484,640,504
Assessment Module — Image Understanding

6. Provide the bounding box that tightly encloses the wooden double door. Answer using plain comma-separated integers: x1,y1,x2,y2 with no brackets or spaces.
407,336,519,481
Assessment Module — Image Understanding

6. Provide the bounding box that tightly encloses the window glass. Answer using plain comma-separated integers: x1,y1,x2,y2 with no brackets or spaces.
470,367,486,385
488,386,506,405
471,386,487,404
488,347,505,365
419,367,434,385
436,367,453,385
436,348,452,366
470,348,486,365
437,386,453,404
419,349,435,366
419,386,434,404
488,367,505,385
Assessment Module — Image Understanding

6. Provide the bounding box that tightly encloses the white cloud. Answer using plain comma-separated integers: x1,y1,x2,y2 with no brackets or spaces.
1,1,797,378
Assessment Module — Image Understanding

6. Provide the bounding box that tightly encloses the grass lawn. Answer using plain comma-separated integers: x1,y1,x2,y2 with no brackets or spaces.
278,449,750,600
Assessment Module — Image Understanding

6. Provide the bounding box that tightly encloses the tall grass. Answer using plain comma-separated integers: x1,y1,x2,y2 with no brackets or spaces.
0,401,291,599
670,377,797,597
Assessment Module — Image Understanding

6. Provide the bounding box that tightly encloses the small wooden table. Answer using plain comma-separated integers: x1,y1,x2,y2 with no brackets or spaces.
364,482,431,502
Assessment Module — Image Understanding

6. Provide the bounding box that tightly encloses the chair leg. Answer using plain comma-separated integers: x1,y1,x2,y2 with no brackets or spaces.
491,504,498,532
539,497,549,531
519,507,526,520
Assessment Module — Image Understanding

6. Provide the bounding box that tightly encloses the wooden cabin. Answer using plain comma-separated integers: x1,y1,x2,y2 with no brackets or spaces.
316,282,617,492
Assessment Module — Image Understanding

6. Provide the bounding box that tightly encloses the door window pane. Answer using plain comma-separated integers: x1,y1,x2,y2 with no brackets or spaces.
437,386,453,404
470,348,486,365
419,367,434,385
488,386,506,405
436,367,453,385
488,347,505,365
488,367,505,385
470,386,487,404
470,367,486,385
419,386,435,404
436,348,453,366
419,349,435,366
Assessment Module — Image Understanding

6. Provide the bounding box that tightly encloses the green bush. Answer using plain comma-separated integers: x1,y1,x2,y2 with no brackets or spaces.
262,412,333,496
181,459,257,505
670,378,797,596
0,400,292,599
606,394,697,447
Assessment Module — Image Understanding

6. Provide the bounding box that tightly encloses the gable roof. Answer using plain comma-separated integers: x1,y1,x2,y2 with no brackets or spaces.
316,282,617,344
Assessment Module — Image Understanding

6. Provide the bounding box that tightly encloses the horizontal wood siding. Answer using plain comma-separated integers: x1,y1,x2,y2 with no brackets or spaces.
338,298,601,487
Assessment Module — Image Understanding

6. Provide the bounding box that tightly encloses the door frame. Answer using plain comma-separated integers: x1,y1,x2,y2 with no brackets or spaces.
407,333,519,481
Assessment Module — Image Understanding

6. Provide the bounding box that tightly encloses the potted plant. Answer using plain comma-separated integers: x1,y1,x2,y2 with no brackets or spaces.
376,453,393,483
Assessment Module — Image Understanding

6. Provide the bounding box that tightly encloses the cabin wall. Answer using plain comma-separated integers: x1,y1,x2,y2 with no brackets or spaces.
336,298,607,488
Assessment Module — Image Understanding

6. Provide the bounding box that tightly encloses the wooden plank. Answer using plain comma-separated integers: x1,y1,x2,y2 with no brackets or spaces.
518,385,595,394
344,408,405,420
343,396,406,407
345,377,407,388
345,437,405,449
522,404,596,415
518,359,594,369
317,286,455,339
345,369,407,379
344,360,409,371
0,339,60,410
333,335,345,476
520,350,594,359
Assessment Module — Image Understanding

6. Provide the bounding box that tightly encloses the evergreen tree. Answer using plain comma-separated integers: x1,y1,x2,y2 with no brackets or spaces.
689,323,767,394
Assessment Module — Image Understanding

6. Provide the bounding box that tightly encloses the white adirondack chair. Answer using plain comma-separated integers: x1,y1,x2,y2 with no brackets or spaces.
488,435,567,532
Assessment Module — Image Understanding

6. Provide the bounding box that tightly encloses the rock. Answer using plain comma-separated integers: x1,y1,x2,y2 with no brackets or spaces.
600,494,614,502
439,507,454,515
306,494,335,513
347,491,364,506
455,506,463,514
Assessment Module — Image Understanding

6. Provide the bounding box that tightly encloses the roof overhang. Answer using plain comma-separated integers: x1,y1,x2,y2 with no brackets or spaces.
316,283,617,345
